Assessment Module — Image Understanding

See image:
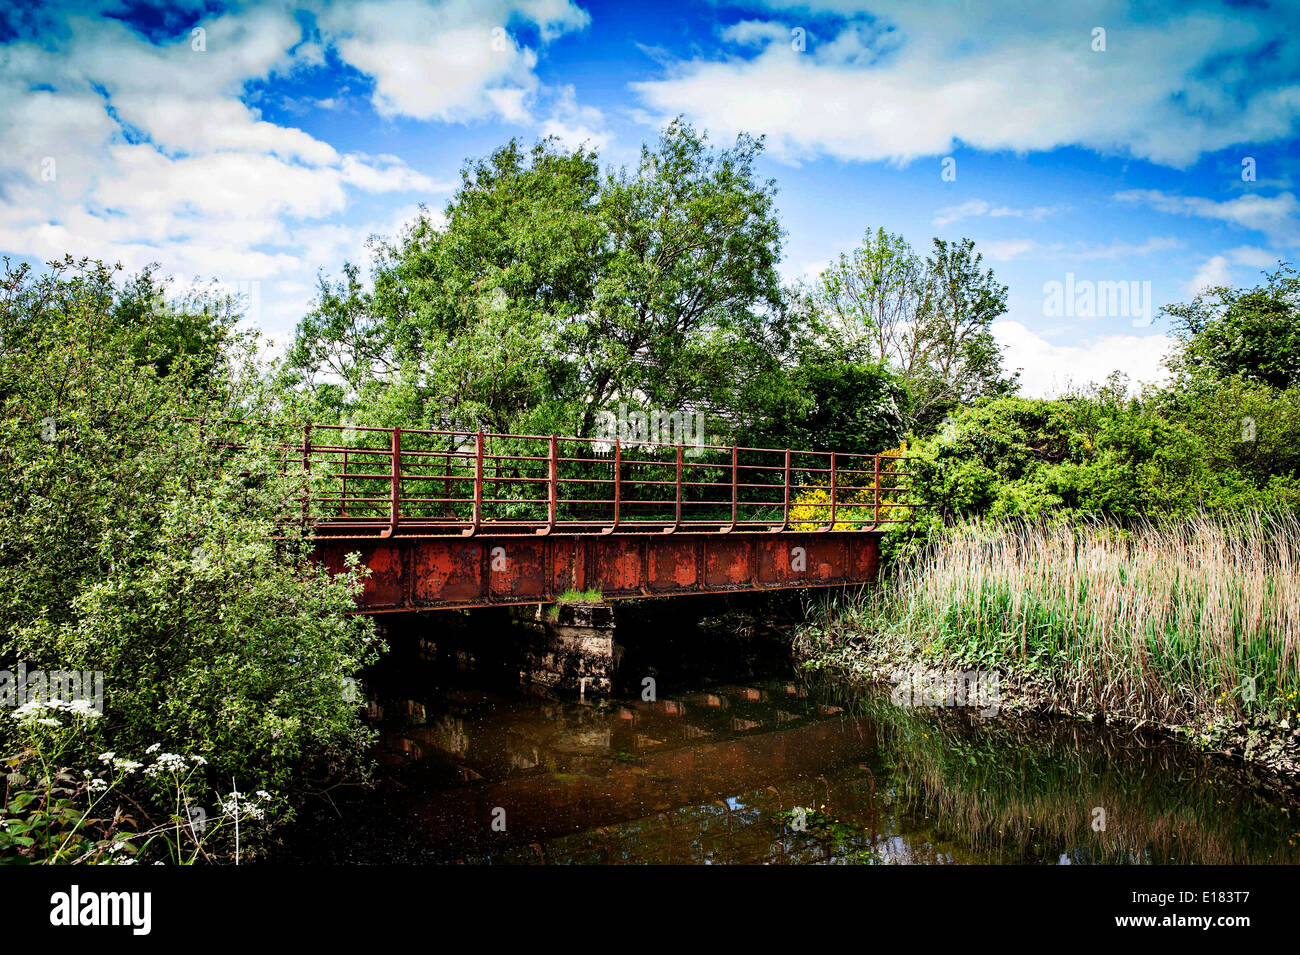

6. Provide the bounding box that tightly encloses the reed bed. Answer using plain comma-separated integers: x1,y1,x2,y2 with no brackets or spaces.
816,512,1300,724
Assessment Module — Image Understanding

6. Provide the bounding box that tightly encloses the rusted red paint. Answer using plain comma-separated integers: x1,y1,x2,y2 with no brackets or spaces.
314,531,884,612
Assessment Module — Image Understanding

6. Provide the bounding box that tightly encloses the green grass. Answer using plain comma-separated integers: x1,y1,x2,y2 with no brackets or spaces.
555,588,604,605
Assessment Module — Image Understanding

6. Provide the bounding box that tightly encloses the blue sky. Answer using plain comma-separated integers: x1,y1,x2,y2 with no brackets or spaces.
3,0,1298,394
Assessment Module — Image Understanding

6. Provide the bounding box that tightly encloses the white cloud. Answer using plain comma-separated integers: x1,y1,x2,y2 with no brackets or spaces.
631,2,1300,167
980,236,1183,262
932,199,1068,227
538,85,611,153
0,2,573,339
316,0,589,123
995,320,1173,397
1180,244,1286,296
1115,189,1300,245
1224,245,1283,268
980,239,1040,262
340,155,452,193
1185,255,1233,296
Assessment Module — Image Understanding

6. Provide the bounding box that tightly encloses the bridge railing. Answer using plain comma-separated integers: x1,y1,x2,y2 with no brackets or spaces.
187,420,921,538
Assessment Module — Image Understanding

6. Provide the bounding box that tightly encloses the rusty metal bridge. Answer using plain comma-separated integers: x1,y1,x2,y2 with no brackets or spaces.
247,423,919,611
305,425,920,611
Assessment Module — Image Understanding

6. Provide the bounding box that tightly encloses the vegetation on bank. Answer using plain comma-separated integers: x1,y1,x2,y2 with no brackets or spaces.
798,514,1300,772
896,264,1300,537
0,258,381,863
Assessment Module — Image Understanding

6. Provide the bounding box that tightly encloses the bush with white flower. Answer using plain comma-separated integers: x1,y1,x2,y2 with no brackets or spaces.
1,700,274,864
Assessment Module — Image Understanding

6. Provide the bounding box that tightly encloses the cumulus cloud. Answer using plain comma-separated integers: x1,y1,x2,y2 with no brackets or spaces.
538,85,612,153
0,1,596,337
1185,255,1233,296
995,320,1173,397
316,0,589,122
631,1,1300,167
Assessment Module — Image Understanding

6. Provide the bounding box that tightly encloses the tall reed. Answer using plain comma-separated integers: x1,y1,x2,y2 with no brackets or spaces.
820,512,1300,723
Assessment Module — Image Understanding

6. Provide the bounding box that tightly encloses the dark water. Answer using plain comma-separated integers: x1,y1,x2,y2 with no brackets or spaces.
277,611,1300,865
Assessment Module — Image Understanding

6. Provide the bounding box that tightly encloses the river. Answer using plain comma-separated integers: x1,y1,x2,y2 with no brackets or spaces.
275,605,1300,865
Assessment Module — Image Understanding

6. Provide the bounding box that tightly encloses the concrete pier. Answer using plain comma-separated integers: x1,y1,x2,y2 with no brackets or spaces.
520,603,621,695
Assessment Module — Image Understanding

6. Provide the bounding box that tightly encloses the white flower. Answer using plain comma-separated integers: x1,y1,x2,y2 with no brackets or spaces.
145,743,161,754
34,717,61,728
12,700,50,720
88,778,108,793
190,755,208,766
152,753,187,773
67,699,102,719
98,751,116,763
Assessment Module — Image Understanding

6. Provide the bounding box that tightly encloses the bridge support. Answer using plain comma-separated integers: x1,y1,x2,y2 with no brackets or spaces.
520,603,620,695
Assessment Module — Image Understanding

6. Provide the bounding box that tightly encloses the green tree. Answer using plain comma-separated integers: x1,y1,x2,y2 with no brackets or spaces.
0,257,379,804
574,120,786,435
287,138,605,433
808,229,1016,434
1162,262,1299,388
285,121,788,441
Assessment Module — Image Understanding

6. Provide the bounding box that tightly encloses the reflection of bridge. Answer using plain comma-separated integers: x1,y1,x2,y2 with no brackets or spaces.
286,424,921,611
383,683,877,863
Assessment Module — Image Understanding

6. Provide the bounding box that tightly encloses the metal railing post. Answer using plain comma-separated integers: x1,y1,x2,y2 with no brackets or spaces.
727,444,738,531
471,429,484,534
780,449,791,531
340,449,348,517
668,442,683,533
543,434,558,534
873,453,881,529
380,426,400,538
607,439,621,533
300,423,311,526
829,452,837,530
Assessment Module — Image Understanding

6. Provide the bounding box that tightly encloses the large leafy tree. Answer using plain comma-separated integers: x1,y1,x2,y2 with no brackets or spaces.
287,138,605,433
572,120,786,435
1162,262,1299,389
285,121,788,440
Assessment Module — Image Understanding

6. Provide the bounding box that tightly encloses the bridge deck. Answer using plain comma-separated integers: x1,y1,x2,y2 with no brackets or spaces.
201,421,921,610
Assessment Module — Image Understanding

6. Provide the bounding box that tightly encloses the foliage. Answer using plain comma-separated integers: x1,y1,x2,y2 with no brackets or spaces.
807,228,1018,433
2,700,269,864
285,121,789,445
1162,263,1300,389
0,257,381,846
906,375,1300,528
804,514,1300,725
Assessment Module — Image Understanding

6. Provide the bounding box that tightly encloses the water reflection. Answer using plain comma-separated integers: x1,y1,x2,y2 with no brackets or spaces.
280,649,1300,865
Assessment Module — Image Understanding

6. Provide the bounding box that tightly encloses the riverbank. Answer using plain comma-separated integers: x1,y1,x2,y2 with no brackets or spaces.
794,514,1300,784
